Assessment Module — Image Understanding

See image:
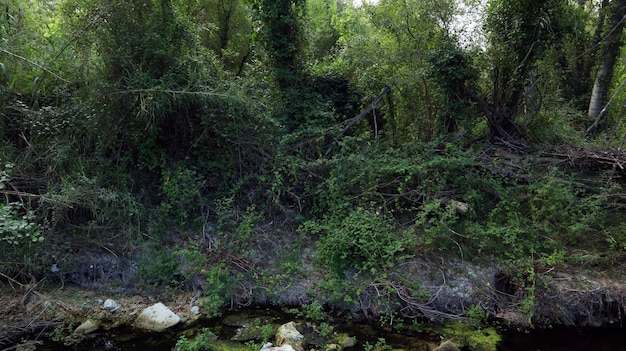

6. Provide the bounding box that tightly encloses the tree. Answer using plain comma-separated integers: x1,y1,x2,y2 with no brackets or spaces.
175,0,253,75
547,0,597,111
0,0,69,96
304,0,342,61
329,0,457,140
587,0,626,132
479,0,579,140
253,0,306,90
252,0,315,131
428,44,477,134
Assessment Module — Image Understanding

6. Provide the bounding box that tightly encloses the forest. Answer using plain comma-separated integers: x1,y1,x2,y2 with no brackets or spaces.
3,0,626,328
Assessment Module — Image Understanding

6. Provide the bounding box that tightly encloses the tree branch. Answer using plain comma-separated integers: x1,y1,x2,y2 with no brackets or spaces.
324,85,391,156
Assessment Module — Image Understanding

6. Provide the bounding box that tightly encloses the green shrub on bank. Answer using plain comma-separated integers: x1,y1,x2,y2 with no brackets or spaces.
174,328,217,351
158,165,206,225
201,262,234,318
313,206,409,275
0,162,44,275
468,168,614,265
135,242,235,317
213,195,263,254
135,245,180,288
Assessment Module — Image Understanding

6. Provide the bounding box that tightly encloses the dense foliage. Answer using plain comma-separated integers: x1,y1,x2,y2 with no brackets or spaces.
2,0,626,325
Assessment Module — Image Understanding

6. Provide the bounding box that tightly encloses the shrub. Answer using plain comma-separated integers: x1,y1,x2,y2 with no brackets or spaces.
158,165,206,225
135,244,180,288
316,206,407,275
201,262,234,318
213,195,262,254
174,328,217,351
0,202,43,246
0,162,44,275
469,168,608,264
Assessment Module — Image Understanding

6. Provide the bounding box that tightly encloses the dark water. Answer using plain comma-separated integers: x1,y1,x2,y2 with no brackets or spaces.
498,327,626,351
28,309,626,351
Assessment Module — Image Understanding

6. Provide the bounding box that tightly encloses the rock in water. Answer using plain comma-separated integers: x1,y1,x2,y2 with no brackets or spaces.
135,302,181,332
275,321,304,351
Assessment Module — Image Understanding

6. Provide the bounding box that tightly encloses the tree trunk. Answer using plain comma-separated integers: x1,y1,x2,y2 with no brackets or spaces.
587,0,626,120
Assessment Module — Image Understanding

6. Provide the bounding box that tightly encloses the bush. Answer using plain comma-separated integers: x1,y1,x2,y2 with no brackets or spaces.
0,162,44,275
0,202,43,246
213,195,262,254
201,263,234,318
158,165,206,225
135,245,180,288
467,168,609,265
315,206,408,275
174,328,217,351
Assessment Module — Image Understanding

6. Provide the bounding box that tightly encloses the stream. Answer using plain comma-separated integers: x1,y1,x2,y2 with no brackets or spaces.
27,307,626,351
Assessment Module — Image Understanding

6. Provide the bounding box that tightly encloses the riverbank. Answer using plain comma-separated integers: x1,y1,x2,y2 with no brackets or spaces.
1,251,625,350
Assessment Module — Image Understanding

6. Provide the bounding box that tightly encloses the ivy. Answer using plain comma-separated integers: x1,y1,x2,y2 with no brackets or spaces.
0,163,43,246
0,203,43,246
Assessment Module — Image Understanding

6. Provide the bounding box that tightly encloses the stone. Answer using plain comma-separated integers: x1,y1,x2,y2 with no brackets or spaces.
134,302,181,332
74,319,101,334
275,321,304,351
433,340,461,351
50,264,60,273
259,345,295,351
102,298,119,312
338,334,357,348
190,305,200,315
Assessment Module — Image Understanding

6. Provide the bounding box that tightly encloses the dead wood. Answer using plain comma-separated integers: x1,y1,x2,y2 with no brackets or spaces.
548,146,626,173
479,144,626,183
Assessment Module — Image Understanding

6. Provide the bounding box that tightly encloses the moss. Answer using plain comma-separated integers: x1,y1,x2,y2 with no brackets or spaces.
439,322,501,351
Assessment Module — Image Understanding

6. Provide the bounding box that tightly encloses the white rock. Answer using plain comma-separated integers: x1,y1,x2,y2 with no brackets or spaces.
190,305,200,315
102,299,119,312
275,322,304,351
260,345,295,351
134,302,181,332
